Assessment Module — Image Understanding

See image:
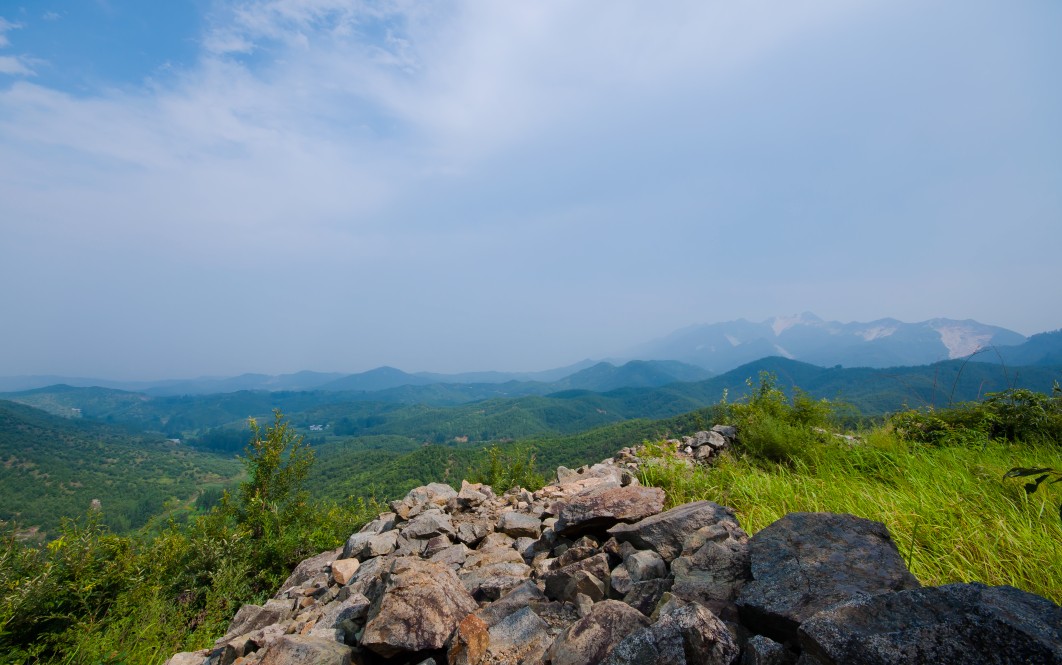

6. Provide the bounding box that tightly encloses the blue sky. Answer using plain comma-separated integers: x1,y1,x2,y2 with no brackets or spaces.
1,1,1060,380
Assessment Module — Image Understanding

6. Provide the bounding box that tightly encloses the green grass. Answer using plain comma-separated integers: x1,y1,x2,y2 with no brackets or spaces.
637,432,1062,603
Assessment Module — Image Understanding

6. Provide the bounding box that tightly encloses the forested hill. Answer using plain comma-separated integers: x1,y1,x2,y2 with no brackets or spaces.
3,359,1059,446
0,400,240,536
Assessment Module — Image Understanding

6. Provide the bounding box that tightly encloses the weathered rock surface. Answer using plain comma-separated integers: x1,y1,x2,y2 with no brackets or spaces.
670,520,751,621
736,512,920,644
166,430,1062,665
798,582,1062,665
257,635,352,665
604,602,739,665
609,500,741,562
361,557,478,657
547,600,651,665
554,485,665,537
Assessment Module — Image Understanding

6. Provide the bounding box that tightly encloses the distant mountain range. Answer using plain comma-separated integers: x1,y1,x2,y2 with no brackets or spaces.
2,315,1059,395
626,313,1041,372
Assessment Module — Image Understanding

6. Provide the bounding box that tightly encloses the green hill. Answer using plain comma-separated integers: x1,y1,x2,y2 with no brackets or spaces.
0,400,241,535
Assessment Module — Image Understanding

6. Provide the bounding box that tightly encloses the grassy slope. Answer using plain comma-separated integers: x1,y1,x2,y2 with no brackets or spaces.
638,433,1062,604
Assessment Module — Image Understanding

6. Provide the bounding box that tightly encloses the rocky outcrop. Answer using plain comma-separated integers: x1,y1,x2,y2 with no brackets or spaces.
797,582,1062,664
735,512,920,645
165,430,1062,665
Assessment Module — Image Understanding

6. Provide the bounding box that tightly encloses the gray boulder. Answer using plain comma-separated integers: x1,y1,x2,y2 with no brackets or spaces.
798,582,1062,665
257,636,352,665
403,509,456,540
547,600,652,665
484,606,554,664
671,520,751,622
497,511,542,539
361,557,478,657
542,553,612,601
342,529,399,561
742,634,793,665
273,548,341,599
604,603,739,665
608,500,741,562
736,512,920,644
554,485,665,537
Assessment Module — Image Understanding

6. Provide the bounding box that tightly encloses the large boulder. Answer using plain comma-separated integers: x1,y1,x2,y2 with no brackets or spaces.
546,600,651,665
798,582,1062,664
608,501,741,562
257,635,352,665
483,606,554,664
670,520,751,622
361,557,478,657
735,512,920,644
604,603,739,665
542,553,612,601
274,547,342,598
553,485,665,537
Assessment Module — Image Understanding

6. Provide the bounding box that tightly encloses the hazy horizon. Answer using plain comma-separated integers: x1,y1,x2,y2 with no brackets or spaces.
2,2,1060,380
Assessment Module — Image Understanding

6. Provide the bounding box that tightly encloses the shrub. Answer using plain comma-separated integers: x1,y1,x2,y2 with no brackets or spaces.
471,444,546,492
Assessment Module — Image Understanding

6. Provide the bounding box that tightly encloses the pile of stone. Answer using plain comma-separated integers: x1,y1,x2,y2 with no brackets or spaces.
167,435,1062,665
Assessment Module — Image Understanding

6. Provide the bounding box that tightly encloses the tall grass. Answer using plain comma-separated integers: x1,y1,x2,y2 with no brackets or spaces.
639,431,1062,603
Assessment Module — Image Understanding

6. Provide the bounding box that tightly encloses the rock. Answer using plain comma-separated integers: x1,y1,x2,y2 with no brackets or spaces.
542,553,611,601
274,548,342,599
554,485,666,537
460,543,532,599
604,603,739,665
343,530,399,561
164,651,209,665
735,512,920,645
447,614,489,665
330,558,360,586
608,500,740,563
222,599,294,642
403,509,456,540
313,592,370,631
474,579,548,627
407,483,459,508
497,511,541,539
712,424,737,439
454,481,490,509
484,606,554,664
455,520,490,547
610,563,634,597
798,582,1062,665
563,570,607,603
670,521,751,622
257,635,352,665
423,534,453,558
358,512,397,535
625,550,667,583
546,600,652,665
622,578,673,617
361,557,479,657
430,543,470,568
741,634,793,665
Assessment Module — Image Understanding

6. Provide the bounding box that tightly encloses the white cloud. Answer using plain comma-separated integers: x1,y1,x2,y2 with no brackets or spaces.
0,17,22,48
0,55,34,76
1,0,1060,376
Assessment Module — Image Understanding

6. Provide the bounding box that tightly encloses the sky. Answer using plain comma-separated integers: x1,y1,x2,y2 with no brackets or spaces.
1,1,1060,380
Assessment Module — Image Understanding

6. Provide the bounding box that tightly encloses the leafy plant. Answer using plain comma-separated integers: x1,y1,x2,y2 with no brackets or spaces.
471,444,546,492
1004,466,1062,524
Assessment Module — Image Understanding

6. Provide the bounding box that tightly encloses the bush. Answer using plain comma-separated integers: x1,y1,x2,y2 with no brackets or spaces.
891,384,1062,446
471,444,546,492
722,372,839,466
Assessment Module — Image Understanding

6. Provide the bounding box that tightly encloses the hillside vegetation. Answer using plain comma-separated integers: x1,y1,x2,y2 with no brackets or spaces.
1,377,1061,663
0,401,241,535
